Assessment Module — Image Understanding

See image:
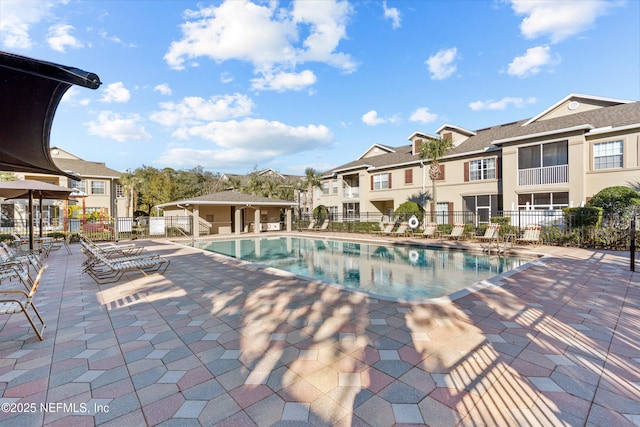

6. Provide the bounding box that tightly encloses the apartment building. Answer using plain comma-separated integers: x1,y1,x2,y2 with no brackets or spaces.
317,94,640,224
0,147,125,229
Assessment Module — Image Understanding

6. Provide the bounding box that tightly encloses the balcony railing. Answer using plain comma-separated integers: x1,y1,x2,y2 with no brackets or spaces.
518,164,568,186
343,187,360,199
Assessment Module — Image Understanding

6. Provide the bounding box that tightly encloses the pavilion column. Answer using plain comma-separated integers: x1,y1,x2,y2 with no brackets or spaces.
193,204,200,238
235,208,242,235
286,208,292,232
254,209,261,233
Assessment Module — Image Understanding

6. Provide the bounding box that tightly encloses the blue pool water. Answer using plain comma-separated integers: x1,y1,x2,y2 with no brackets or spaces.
192,236,531,301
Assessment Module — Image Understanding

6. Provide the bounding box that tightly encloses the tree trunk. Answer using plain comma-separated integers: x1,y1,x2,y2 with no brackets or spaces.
429,163,440,222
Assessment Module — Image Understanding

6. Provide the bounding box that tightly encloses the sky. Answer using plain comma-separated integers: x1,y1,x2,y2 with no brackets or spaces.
1,0,639,177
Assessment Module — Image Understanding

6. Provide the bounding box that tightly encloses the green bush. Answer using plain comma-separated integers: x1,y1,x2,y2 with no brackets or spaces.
562,207,602,227
45,231,67,240
313,205,329,222
586,186,640,216
0,234,16,242
394,201,425,222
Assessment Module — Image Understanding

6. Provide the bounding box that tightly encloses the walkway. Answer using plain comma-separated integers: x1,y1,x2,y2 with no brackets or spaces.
0,236,638,426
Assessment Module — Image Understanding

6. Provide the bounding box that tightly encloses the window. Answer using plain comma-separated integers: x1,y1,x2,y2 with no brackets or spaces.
373,173,390,190
405,169,413,184
71,180,86,193
518,192,569,210
469,158,496,180
91,181,105,195
518,141,568,169
594,140,623,169
116,184,125,198
322,182,329,195
332,180,338,194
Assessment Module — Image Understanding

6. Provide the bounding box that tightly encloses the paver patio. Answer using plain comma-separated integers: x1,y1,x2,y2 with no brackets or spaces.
0,234,638,426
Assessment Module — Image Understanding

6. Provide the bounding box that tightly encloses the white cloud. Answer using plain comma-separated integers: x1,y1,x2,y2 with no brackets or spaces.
409,107,438,123
98,29,136,47
507,45,556,77
155,119,333,168
469,96,537,111
86,111,151,142
251,69,317,91
383,1,401,29
0,0,56,49
154,83,172,96
149,93,254,127
60,86,91,106
220,72,234,84
509,0,617,43
47,23,83,52
362,110,399,126
100,82,131,103
164,0,356,91
426,47,458,80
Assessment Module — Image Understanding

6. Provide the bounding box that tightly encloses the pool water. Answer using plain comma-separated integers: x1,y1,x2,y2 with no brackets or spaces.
192,236,531,301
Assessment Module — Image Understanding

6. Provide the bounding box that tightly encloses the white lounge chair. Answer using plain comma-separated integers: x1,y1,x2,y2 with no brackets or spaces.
421,223,438,238
444,224,466,240
516,224,542,245
0,265,48,340
391,222,409,237
374,223,395,236
477,223,500,242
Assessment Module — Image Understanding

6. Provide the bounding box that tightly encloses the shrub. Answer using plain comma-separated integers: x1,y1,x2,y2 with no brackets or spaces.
0,234,15,242
45,231,67,240
394,201,425,222
562,207,602,227
586,186,640,216
313,205,329,222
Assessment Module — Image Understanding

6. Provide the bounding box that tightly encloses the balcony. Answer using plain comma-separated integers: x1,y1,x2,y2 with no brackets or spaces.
343,187,360,199
518,164,568,186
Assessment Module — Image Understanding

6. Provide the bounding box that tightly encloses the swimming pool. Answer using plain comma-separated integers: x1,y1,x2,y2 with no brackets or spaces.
192,236,532,301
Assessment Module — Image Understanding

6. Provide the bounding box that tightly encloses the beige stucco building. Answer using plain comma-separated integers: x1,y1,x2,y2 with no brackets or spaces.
1,147,125,230
317,94,640,225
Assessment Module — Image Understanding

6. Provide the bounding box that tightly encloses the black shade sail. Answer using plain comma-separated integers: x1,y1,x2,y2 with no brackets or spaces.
0,51,101,181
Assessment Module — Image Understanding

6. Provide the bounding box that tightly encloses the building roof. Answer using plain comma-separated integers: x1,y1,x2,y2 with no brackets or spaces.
157,191,297,209
49,147,121,179
322,95,640,176
53,159,121,179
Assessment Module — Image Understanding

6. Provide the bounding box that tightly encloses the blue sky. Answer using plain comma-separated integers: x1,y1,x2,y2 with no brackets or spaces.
2,0,639,176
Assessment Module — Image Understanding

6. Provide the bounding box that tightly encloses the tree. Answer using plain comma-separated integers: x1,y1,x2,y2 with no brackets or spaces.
586,186,640,217
302,167,322,215
119,170,140,217
419,136,453,222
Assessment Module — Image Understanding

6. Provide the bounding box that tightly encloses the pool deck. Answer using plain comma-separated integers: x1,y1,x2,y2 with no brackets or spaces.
0,233,639,426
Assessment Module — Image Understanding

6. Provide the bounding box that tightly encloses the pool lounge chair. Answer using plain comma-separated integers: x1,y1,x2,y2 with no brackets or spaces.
444,224,466,240
374,223,395,236
477,223,500,242
302,219,316,231
421,223,438,238
0,265,47,340
516,224,542,246
313,219,330,232
391,222,409,237
80,241,169,284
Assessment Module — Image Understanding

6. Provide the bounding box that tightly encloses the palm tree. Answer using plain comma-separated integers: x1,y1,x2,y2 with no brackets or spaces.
419,136,454,222
119,170,139,217
302,167,322,216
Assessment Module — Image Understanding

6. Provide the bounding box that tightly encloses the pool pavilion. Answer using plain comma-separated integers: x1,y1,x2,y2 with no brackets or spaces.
157,191,298,237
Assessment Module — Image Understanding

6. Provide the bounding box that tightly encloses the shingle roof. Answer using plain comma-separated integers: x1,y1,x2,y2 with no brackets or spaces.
53,158,121,178
323,101,640,175
157,191,297,208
